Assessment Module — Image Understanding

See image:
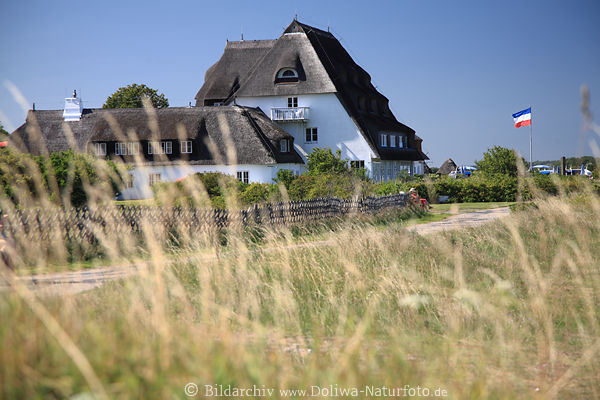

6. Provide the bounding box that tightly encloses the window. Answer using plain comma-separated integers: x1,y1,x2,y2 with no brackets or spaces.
148,141,172,155
148,173,161,186
280,139,290,153
357,96,366,111
276,68,299,83
94,143,106,156
287,97,298,108
236,171,249,184
368,98,377,113
181,141,193,154
116,142,139,155
115,142,126,155
389,135,396,148
350,160,365,169
305,127,318,143
380,133,388,147
399,135,407,148
127,142,139,155
126,174,134,189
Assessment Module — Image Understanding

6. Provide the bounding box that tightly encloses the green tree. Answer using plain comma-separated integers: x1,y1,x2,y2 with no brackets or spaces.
306,147,349,176
475,146,519,177
103,83,169,109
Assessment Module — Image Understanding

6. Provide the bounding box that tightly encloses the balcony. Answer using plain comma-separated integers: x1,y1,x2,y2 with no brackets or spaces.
270,107,309,122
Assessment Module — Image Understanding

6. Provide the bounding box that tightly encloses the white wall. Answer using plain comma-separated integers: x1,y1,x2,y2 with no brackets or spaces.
236,93,421,181
119,163,303,200
236,93,377,171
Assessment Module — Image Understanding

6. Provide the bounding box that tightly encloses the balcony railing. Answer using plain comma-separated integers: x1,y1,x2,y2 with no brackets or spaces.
270,107,309,122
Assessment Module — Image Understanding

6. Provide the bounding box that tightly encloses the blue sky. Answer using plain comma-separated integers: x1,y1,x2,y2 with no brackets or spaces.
1,0,599,167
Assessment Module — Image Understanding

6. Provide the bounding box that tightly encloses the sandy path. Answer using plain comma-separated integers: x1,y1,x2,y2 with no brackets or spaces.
407,207,510,235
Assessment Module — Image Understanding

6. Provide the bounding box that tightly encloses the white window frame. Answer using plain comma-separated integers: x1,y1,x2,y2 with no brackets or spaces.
280,139,290,153
148,141,172,155
94,142,106,156
181,140,192,154
305,127,318,143
380,134,388,147
278,68,299,79
236,171,249,184
161,141,172,155
389,135,396,148
115,142,127,155
148,173,161,186
399,135,407,148
127,142,139,155
287,97,298,108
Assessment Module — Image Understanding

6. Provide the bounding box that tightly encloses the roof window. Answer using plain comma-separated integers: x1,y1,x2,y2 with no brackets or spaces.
276,68,299,83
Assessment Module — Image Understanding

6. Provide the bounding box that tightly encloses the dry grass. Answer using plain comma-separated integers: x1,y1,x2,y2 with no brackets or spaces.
1,89,599,399
0,190,599,399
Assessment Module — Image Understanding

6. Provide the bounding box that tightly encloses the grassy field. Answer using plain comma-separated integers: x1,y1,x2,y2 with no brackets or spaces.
1,192,599,399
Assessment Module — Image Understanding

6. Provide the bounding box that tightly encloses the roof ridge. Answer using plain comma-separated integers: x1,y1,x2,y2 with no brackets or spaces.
226,39,276,48
283,19,334,38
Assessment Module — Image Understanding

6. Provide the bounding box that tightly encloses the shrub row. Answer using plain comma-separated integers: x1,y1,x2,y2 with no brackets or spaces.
153,171,600,208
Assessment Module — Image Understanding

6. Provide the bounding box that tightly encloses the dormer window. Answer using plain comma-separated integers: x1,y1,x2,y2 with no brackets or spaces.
276,68,299,83
369,98,378,114
357,96,366,111
280,139,291,153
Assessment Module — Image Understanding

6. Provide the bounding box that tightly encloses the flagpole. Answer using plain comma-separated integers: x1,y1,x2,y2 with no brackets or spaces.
529,106,533,171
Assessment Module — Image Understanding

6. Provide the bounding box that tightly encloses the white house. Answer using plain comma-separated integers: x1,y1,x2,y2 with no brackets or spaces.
12,102,304,199
11,20,427,199
195,19,428,179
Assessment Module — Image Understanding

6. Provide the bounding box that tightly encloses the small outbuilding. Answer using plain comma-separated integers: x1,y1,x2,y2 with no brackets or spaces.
438,158,458,175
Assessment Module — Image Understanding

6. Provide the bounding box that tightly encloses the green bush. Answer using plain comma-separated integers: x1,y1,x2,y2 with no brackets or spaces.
153,172,251,208
306,148,349,175
0,148,124,208
273,169,297,190
288,173,370,200
240,183,280,205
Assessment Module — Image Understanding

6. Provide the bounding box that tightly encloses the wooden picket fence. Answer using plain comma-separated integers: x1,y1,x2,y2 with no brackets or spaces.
3,193,409,242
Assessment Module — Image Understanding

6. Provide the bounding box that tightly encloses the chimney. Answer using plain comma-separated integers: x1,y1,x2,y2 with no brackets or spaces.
63,89,82,121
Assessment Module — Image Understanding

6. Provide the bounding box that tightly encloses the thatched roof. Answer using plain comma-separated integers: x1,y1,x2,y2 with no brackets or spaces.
11,106,304,166
195,20,428,162
196,40,276,105
438,158,458,174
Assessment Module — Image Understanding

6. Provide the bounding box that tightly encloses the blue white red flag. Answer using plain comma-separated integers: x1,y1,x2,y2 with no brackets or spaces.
512,108,532,128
